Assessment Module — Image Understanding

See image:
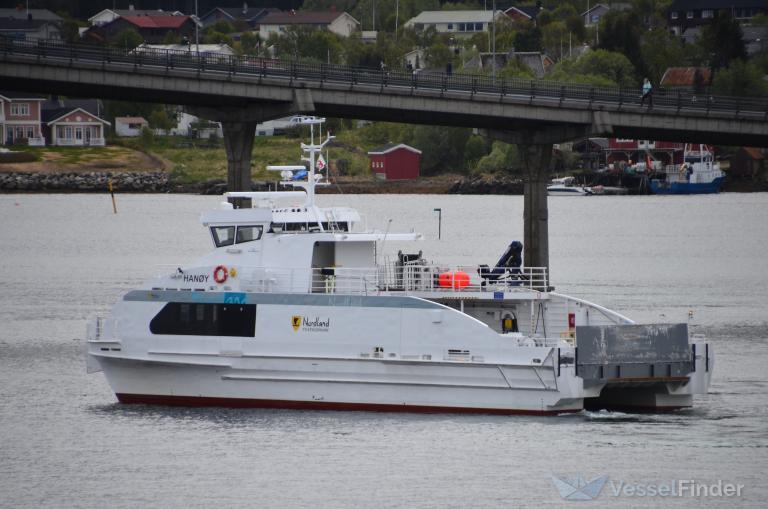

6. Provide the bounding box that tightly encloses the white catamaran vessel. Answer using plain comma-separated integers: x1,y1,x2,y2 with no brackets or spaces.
87,119,713,415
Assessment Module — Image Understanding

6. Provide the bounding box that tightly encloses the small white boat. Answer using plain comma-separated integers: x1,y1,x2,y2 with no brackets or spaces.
548,177,593,196
86,119,712,415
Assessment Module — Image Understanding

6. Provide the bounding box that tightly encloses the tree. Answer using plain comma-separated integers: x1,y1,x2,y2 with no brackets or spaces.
113,28,143,50
475,141,510,174
162,31,181,44
207,20,234,35
513,20,542,52
411,126,471,174
640,27,684,84
203,31,234,46
464,134,490,170
498,58,535,80
598,9,645,78
425,42,452,69
148,108,175,133
699,12,747,69
547,49,637,88
542,21,569,61
239,32,260,56
139,126,154,148
711,60,768,97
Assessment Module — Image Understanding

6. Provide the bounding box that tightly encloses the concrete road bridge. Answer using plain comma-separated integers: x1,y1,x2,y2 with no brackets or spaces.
3,37,768,269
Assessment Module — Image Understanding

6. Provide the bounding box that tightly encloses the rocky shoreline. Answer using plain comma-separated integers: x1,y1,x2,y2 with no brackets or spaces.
0,171,763,194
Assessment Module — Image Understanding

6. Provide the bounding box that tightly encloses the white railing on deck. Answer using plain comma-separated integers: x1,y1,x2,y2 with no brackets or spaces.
237,263,548,295
157,263,548,295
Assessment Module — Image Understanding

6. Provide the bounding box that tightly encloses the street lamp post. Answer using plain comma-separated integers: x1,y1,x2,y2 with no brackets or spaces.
194,0,199,55
491,0,496,83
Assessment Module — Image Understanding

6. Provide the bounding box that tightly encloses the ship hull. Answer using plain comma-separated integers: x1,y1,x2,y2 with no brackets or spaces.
649,176,724,194
94,354,586,415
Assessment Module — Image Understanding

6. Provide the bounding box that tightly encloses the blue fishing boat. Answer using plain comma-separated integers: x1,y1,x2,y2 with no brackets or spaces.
649,144,724,194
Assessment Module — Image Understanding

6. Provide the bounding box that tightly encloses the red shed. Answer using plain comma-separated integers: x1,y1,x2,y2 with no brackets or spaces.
368,143,422,180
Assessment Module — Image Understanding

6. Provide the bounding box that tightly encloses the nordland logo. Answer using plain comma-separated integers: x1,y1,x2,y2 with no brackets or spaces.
291,315,302,331
551,474,608,501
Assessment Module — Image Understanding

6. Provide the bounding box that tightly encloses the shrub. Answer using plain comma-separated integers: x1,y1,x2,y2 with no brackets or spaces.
0,151,38,163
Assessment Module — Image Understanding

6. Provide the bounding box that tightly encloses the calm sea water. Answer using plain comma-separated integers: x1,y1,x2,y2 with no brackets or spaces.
1,193,767,508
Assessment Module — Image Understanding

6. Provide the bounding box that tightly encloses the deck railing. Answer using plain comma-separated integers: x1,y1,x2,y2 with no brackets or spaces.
3,36,768,117
162,264,549,295
237,265,548,295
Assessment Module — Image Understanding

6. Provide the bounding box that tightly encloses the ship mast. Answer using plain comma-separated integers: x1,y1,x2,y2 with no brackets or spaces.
299,117,333,207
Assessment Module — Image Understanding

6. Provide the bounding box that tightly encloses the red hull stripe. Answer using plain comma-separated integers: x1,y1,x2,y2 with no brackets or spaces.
115,393,581,416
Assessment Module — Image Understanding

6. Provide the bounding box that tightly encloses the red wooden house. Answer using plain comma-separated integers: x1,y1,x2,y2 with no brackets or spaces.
368,143,422,180
606,138,686,167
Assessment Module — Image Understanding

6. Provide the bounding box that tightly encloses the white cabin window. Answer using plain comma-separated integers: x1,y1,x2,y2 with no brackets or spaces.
235,225,263,244
211,226,235,247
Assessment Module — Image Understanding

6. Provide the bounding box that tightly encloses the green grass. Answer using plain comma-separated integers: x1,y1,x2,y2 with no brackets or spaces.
9,127,380,183
10,144,154,169
120,133,373,184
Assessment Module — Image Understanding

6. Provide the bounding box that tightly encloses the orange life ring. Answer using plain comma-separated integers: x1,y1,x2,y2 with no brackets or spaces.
213,265,228,284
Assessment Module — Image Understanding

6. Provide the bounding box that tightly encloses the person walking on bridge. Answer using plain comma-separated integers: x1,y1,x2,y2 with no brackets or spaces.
641,77,653,107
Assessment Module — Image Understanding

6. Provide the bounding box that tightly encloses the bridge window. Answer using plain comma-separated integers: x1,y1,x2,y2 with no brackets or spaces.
211,226,235,247
235,225,263,244
150,302,256,337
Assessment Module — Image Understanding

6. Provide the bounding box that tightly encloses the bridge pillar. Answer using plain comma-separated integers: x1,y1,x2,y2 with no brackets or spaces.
479,129,566,273
189,91,316,209
518,144,552,272
221,121,257,209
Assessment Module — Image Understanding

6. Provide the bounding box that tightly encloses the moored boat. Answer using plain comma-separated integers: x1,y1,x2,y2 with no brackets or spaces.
650,144,724,194
548,176,593,196
87,119,713,415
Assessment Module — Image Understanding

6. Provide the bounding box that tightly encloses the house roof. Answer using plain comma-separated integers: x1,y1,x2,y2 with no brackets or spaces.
258,11,352,26
505,6,541,20
405,10,501,25
203,6,274,22
115,116,148,124
0,18,57,31
660,67,712,87
44,107,111,126
368,143,422,155
120,15,193,29
0,8,63,22
114,9,179,17
42,98,102,117
0,90,46,100
134,43,234,55
88,9,177,22
668,0,766,9
581,3,609,16
741,147,765,160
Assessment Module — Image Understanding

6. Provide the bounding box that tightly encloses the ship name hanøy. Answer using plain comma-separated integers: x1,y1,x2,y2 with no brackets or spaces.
182,274,209,283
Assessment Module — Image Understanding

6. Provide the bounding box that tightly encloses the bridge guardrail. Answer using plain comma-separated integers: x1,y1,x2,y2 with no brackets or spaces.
2,36,767,116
